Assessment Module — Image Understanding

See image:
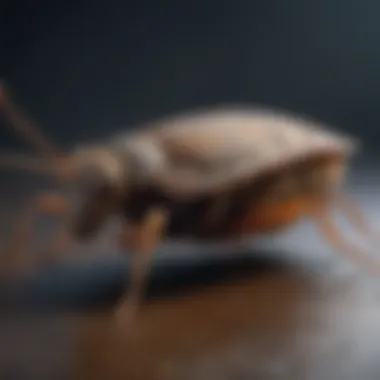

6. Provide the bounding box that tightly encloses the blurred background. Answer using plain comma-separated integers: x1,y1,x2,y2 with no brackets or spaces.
1,0,380,379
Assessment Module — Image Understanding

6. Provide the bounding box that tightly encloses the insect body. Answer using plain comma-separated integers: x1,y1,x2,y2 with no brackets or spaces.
0,83,377,325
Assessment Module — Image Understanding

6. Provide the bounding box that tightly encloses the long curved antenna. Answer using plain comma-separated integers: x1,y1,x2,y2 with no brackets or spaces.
0,81,59,158
0,152,53,174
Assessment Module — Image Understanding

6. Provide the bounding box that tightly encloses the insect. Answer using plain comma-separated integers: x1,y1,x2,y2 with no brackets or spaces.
0,81,378,325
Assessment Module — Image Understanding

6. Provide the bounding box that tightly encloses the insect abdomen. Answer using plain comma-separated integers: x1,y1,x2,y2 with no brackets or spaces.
162,193,311,240
224,196,312,237
121,153,346,241
165,154,346,240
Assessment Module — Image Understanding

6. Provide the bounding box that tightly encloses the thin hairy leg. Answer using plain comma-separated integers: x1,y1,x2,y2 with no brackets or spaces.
311,201,380,275
335,193,379,243
115,207,168,326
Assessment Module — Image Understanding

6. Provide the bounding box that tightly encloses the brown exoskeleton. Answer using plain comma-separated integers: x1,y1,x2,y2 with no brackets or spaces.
0,81,378,326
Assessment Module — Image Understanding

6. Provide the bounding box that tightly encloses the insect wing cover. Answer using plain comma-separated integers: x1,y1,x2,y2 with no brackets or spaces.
115,107,359,197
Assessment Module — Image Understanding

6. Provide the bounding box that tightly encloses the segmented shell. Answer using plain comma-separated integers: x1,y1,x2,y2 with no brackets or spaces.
108,106,359,198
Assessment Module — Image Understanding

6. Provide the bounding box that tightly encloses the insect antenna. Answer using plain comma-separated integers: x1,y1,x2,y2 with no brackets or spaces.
0,152,53,174
0,80,59,159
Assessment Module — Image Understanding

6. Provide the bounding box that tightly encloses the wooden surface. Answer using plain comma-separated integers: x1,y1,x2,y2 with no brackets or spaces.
71,255,380,380
3,246,379,380
74,263,307,380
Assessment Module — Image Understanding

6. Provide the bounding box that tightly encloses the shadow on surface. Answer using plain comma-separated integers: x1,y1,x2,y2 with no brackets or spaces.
0,246,294,313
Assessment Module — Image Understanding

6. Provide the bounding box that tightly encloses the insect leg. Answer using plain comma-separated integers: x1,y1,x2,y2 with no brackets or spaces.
310,203,380,275
334,193,379,242
114,207,168,326
4,192,71,274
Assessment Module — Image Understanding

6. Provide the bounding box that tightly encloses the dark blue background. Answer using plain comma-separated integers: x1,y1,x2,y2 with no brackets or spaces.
1,0,380,151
